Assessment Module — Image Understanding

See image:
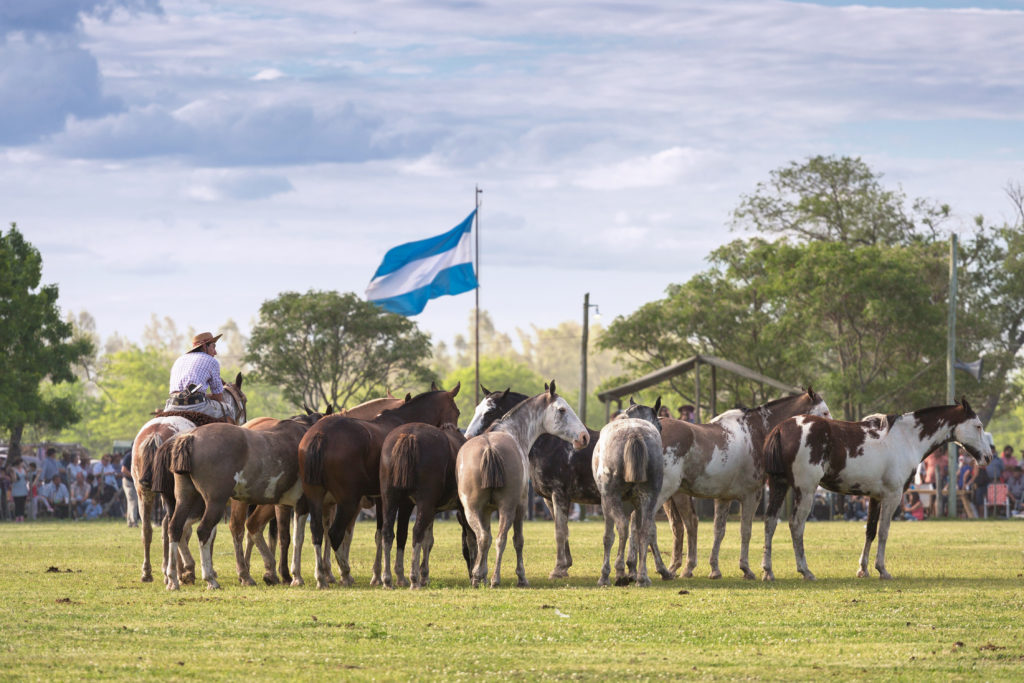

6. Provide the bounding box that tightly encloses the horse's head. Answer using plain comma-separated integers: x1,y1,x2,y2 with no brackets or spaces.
802,386,831,419
224,373,248,425
392,381,462,429
465,385,529,436
951,397,992,466
624,396,663,432
540,380,590,450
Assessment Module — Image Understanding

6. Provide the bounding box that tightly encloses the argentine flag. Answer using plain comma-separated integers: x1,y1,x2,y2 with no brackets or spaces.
365,210,478,316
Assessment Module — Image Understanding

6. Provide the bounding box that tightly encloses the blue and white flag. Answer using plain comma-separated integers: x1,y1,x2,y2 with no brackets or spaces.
365,210,478,316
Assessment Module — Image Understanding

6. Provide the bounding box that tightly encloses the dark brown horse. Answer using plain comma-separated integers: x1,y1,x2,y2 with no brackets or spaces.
299,384,461,588
379,423,473,588
130,374,246,585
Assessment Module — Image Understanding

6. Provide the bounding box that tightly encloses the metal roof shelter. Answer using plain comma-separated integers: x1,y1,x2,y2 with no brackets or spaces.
597,354,803,422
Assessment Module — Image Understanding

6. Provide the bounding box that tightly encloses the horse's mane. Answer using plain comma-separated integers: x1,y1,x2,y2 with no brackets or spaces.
377,389,446,418
494,392,545,426
743,391,807,415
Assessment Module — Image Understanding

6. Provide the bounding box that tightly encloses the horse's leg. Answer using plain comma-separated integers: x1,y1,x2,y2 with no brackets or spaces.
246,504,280,586
708,498,730,579
598,498,616,587
275,505,292,585
662,494,684,577
612,501,631,586
410,499,437,588
229,500,257,586
789,485,818,580
328,499,360,587
178,516,199,585
491,502,515,588
549,493,572,579
370,499,384,587
872,494,902,580
635,493,660,587
290,510,307,586
644,511,674,581
680,494,698,579
737,489,762,580
166,481,201,591
626,510,640,581
195,494,227,590
321,502,339,585
308,499,330,589
139,490,155,582
761,477,789,581
418,522,436,589
512,501,529,588
379,492,401,589
394,500,414,588
858,498,882,578
465,506,491,588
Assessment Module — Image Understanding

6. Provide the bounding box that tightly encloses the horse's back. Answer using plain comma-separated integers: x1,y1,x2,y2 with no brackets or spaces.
457,432,525,497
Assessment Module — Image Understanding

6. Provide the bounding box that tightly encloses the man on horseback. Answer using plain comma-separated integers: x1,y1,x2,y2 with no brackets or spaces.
164,332,232,420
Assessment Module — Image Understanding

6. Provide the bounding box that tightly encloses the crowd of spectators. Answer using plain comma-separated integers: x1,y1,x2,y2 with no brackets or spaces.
1,447,137,524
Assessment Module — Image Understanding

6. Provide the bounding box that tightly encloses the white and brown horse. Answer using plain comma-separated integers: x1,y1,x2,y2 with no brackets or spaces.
592,398,664,587
654,389,830,580
457,381,589,588
165,411,324,590
130,373,246,584
761,398,991,581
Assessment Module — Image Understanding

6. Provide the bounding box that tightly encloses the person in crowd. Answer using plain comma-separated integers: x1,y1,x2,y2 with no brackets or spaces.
65,453,86,484
70,472,91,520
34,474,56,519
678,405,696,423
957,452,977,493
902,491,925,521
1000,446,1018,481
844,495,868,521
1005,466,1024,512
120,451,139,527
83,496,103,520
657,405,671,418
165,331,232,419
38,447,62,484
48,475,70,519
0,465,10,521
98,455,120,517
981,445,1004,506
9,459,29,523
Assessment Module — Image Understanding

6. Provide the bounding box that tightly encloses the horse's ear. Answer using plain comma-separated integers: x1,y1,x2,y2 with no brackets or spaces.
544,382,549,392
805,385,814,397
654,396,662,415
449,381,461,398
430,381,439,392
303,403,312,415
629,397,637,406
548,380,557,397
480,384,491,396
961,396,974,414
404,393,412,402
235,372,243,389
386,387,395,399
325,404,334,415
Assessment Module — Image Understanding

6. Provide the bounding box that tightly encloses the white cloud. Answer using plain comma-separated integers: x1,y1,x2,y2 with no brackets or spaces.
252,68,284,81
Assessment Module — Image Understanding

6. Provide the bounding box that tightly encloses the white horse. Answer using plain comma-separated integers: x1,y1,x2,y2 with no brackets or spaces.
761,398,991,580
456,381,589,588
592,398,664,587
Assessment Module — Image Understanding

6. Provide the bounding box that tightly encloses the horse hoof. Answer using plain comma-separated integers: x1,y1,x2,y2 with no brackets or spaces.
397,577,410,588
742,570,756,580
761,571,775,582
614,576,631,587
291,577,304,587
681,570,694,579
549,569,570,579
471,578,481,588
167,581,180,591
597,577,610,587
341,576,355,587
802,573,816,581
517,578,529,588
708,570,722,580
181,572,196,585
206,580,221,590
141,574,154,583
635,577,652,588
879,572,894,580
370,577,382,587
262,574,280,586
659,570,677,581
856,569,869,578
490,580,501,588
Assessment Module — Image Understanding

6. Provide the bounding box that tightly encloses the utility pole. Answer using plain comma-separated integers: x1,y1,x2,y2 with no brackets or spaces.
946,233,958,519
580,293,599,424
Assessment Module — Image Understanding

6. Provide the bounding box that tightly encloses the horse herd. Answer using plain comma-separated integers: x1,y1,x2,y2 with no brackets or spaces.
129,375,992,591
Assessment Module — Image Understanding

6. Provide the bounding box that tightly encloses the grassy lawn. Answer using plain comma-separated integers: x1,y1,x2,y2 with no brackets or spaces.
1,516,1023,680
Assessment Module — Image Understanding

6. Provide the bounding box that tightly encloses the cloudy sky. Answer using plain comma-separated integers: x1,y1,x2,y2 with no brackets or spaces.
4,0,1024,352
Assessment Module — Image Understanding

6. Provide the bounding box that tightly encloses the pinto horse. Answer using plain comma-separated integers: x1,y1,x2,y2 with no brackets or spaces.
165,411,324,590
130,373,246,584
592,398,664,587
299,385,461,589
653,388,830,580
761,398,991,581
457,381,589,588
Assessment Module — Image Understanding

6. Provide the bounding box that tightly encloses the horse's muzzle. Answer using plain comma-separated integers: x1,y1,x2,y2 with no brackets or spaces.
572,432,590,450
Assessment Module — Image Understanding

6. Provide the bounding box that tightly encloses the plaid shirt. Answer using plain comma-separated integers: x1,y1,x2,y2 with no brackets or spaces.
168,351,225,395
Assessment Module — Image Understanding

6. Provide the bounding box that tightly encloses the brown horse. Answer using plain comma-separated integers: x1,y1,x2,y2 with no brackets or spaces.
129,374,246,585
165,411,324,590
299,384,461,588
379,423,472,588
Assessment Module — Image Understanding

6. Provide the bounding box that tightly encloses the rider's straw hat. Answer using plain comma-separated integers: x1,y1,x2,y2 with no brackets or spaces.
189,331,222,352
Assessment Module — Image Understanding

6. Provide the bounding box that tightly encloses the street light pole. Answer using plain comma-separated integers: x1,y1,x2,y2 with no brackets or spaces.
580,293,599,424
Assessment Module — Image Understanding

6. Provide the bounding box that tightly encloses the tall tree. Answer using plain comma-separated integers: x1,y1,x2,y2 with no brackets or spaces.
245,290,432,410
0,224,94,461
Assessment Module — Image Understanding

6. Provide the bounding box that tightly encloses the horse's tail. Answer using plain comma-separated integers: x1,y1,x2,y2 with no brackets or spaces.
388,434,418,489
303,432,327,486
763,426,786,478
481,445,505,489
170,433,195,475
137,433,161,488
623,434,648,483
151,438,178,494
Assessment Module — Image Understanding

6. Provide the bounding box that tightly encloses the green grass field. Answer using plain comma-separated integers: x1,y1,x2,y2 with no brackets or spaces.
2,517,1023,680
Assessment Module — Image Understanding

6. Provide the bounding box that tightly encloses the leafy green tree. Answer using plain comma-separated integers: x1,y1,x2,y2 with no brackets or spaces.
0,224,94,460
245,290,433,410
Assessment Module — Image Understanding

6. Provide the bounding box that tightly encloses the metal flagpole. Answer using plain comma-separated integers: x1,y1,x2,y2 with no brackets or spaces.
475,186,482,406
946,233,958,518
